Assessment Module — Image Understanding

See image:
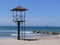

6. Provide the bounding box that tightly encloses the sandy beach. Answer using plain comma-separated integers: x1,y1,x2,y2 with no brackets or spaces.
0,35,60,45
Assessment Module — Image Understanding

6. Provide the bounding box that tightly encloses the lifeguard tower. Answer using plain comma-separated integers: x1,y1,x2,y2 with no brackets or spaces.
11,6,28,40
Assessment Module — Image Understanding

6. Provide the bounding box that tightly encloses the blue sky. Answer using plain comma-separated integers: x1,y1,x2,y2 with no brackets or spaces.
0,0,60,26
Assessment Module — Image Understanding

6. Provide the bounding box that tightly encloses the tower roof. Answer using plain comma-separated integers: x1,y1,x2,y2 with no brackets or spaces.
11,6,28,11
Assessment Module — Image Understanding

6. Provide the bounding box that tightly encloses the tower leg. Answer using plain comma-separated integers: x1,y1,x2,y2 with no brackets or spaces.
17,21,20,40
24,21,25,40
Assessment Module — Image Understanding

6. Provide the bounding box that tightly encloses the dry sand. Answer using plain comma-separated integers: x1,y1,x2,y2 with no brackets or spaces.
0,35,60,45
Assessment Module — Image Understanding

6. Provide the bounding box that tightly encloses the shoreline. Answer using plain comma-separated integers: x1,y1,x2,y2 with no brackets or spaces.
0,35,60,45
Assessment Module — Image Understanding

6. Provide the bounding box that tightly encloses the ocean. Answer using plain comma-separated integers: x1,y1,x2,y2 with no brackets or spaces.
0,26,60,38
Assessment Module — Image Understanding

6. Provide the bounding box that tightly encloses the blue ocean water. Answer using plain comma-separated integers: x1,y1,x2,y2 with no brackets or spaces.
0,26,60,38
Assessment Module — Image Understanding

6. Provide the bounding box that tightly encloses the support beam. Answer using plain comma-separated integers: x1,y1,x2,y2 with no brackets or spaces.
17,21,20,40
